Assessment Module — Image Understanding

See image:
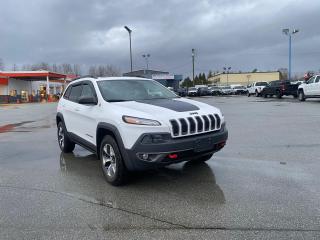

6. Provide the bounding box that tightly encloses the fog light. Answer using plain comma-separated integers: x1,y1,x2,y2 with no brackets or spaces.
142,153,149,160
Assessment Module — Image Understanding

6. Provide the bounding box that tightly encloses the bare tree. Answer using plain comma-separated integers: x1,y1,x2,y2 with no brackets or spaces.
12,64,18,71
73,64,82,76
0,58,4,70
88,64,121,77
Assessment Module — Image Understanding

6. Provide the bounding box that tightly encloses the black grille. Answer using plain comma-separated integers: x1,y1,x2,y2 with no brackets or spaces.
170,120,179,136
179,118,188,135
214,114,221,128
202,115,210,131
187,117,196,133
195,116,203,132
208,115,216,130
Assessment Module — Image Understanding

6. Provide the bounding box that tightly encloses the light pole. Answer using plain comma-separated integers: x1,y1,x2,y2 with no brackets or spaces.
223,66,231,85
124,26,133,72
282,28,299,80
142,54,150,70
192,49,195,86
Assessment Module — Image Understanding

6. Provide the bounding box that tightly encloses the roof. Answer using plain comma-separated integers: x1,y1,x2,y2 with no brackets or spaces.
0,71,67,80
71,76,153,84
211,71,280,78
123,69,169,78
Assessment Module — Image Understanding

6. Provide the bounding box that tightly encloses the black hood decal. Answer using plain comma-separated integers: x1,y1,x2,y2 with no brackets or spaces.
136,99,199,112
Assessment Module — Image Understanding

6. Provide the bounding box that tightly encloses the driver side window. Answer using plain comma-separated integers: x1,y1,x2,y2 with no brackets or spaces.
307,77,315,84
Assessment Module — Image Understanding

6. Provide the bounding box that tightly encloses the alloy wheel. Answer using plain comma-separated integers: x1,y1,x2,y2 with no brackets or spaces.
102,144,117,178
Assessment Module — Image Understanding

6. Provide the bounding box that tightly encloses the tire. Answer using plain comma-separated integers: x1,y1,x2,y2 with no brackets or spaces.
190,153,214,164
263,93,268,98
276,91,282,99
255,91,259,97
100,135,127,186
298,90,306,102
247,92,251,97
57,122,75,153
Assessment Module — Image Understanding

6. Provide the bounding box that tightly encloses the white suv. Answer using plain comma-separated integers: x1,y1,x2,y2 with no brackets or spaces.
298,75,320,101
56,77,228,185
247,82,268,97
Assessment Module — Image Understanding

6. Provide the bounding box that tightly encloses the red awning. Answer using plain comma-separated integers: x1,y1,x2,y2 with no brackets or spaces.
0,71,67,81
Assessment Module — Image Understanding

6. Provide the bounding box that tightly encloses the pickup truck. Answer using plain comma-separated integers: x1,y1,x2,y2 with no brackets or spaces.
247,82,268,97
261,80,299,99
298,75,320,101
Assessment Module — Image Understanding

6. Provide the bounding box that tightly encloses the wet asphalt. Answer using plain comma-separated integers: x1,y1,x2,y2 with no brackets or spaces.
0,97,320,239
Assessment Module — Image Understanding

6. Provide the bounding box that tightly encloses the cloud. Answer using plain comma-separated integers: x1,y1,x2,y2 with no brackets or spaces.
0,0,319,76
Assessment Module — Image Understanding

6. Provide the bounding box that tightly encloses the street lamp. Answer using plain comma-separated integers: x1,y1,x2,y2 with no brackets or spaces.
223,66,231,85
124,26,133,72
192,49,195,85
282,28,299,80
142,54,150,70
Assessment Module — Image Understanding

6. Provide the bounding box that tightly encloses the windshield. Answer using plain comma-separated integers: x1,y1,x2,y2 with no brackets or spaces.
256,82,268,86
189,87,197,91
97,79,177,102
221,86,231,89
234,86,245,89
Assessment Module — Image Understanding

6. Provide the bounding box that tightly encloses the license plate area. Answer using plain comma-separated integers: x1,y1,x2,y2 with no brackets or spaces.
195,137,213,152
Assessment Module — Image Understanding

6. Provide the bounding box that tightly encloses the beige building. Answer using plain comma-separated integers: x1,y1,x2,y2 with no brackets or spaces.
208,71,280,86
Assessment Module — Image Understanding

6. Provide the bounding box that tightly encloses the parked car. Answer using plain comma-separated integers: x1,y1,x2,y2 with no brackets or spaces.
247,82,268,97
56,77,228,185
298,75,320,101
261,80,299,99
232,86,247,95
187,87,198,96
197,86,210,96
220,86,233,95
175,88,187,97
209,86,222,96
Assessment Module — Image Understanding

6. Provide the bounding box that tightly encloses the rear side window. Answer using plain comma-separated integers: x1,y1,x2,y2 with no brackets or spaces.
68,85,83,103
63,86,72,99
315,76,320,83
81,84,95,98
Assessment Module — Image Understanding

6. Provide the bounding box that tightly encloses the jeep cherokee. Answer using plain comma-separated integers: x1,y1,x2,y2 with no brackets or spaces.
56,77,228,185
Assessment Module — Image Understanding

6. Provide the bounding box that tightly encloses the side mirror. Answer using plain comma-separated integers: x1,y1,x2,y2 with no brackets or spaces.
78,96,97,105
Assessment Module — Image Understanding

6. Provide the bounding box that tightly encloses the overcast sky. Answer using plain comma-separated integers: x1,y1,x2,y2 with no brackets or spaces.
0,0,319,77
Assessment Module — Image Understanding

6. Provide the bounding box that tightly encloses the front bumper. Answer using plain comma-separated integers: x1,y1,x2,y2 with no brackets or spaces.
123,127,228,171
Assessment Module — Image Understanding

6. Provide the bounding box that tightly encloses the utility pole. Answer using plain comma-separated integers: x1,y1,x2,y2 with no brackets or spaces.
192,49,195,86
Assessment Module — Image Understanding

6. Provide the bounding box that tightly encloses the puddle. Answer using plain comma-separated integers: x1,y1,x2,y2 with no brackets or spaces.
0,121,35,133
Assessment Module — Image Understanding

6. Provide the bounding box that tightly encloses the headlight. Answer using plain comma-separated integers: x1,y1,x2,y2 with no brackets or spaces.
122,116,161,126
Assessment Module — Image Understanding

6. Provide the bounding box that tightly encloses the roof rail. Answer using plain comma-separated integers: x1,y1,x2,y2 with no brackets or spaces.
73,75,97,81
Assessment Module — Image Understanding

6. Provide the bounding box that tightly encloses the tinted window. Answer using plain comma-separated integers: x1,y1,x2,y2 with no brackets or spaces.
63,86,72,99
315,76,320,83
97,80,177,102
256,82,268,86
69,85,83,102
307,77,315,84
81,84,95,98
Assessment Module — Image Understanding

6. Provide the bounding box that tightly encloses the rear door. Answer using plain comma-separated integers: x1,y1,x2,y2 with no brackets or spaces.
75,81,99,145
64,83,83,134
314,76,320,95
304,77,315,96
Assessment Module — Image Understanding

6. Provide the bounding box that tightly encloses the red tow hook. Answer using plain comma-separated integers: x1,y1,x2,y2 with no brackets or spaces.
168,153,178,159
216,141,226,149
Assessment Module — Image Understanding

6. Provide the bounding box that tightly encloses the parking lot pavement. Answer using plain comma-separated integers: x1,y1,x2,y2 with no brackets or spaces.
0,97,320,239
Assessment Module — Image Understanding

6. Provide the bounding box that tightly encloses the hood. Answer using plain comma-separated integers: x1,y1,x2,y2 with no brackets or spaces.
111,98,221,122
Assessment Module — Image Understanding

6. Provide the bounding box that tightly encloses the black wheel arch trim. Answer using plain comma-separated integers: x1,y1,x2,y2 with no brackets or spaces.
96,122,133,170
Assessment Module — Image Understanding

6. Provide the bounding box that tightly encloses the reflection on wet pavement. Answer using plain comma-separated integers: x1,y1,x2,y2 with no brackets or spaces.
59,152,226,206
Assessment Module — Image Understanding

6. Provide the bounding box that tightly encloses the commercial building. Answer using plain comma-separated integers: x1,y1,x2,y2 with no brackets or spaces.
0,71,73,103
208,71,280,86
123,69,183,90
